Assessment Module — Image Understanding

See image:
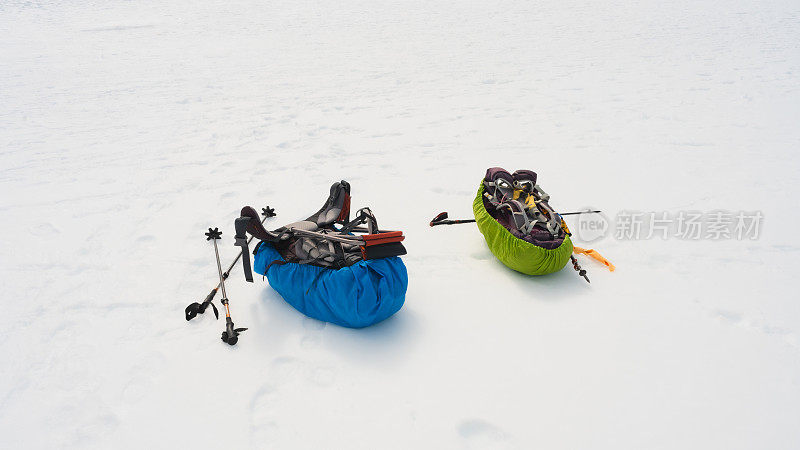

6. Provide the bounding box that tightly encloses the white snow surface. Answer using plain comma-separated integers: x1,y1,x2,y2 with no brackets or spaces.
2,0,799,448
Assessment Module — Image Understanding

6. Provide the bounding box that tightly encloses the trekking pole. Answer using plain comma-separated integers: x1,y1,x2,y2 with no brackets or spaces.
429,210,601,227
185,206,275,321
558,210,601,216
205,227,248,345
570,255,590,283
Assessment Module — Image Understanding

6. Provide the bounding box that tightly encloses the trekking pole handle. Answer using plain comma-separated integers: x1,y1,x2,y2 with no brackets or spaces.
430,219,476,227
429,211,478,227
203,287,217,305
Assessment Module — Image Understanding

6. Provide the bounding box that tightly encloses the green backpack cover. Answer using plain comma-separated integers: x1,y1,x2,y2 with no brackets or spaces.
473,183,573,275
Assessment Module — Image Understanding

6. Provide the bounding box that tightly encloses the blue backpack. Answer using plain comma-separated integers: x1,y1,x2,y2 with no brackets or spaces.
234,181,408,328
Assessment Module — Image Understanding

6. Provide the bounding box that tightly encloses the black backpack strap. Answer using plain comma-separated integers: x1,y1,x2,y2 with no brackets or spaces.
331,241,347,268
234,216,254,282
263,259,288,273
340,207,379,234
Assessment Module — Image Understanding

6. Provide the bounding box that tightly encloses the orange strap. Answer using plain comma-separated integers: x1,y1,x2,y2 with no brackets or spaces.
573,246,615,272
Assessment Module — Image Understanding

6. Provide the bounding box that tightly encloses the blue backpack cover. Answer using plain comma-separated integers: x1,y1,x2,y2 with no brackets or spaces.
253,242,408,328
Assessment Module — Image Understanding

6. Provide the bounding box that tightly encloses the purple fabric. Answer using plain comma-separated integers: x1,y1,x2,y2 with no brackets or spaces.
482,170,564,250
484,167,515,203
484,167,513,183
512,169,537,187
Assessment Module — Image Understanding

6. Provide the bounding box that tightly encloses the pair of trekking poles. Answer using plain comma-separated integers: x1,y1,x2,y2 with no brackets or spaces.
184,206,275,345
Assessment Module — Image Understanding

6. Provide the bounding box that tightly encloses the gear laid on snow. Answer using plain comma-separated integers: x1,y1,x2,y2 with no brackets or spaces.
186,206,276,345
475,167,574,276
235,181,408,328
430,167,614,282
185,205,275,323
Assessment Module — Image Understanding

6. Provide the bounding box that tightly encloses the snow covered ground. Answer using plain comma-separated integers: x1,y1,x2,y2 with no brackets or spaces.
2,0,799,448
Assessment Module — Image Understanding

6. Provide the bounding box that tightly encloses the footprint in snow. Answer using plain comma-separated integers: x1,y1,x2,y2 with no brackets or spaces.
470,251,492,261
121,352,166,403
457,419,510,447
135,235,155,244
269,356,303,383
249,384,279,443
301,334,321,349
302,316,327,331
301,316,326,349
308,366,336,387
714,309,742,324
247,363,336,443
269,356,337,388
122,376,149,403
713,309,799,349
31,222,59,237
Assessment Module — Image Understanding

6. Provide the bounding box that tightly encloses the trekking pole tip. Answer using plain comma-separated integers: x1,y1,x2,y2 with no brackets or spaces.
262,206,276,218
221,319,247,346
